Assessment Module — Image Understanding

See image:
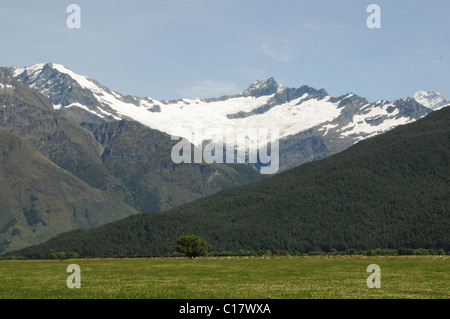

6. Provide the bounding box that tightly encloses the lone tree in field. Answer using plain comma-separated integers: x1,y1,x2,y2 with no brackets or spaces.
176,235,211,258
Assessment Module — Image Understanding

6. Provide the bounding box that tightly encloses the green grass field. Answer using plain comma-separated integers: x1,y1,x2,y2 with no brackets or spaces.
0,256,448,299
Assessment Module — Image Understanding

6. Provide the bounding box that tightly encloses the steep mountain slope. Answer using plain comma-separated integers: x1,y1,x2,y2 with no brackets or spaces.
1,67,263,213
0,128,139,254
12,63,436,171
11,106,449,258
81,120,264,212
0,67,103,178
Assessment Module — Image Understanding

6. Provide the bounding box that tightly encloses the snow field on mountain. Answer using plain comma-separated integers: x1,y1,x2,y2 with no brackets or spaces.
12,63,447,153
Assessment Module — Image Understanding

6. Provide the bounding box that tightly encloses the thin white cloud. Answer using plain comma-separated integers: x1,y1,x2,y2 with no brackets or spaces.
239,66,267,81
303,22,348,30
179,80,240,99
302,23,325,30
329,23,349,30
261,40,297,63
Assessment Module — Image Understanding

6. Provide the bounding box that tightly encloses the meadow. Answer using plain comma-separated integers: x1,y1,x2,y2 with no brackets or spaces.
0,255,448,299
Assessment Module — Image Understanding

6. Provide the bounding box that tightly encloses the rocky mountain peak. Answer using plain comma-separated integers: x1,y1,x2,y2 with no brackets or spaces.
413,90,450,110
242,77,283,97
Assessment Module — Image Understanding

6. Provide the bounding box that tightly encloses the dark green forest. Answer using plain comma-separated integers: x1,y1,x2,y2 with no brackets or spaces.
8,106,450,259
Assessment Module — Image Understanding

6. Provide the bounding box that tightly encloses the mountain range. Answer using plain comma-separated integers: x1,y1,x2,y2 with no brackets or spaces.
11,63,446,171
0,67,262,253
1,62,449,254
9,104,449,258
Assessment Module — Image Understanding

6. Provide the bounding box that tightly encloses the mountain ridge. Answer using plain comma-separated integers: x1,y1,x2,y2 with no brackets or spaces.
1,67,263,213
11,62,443,171
0,67,265,252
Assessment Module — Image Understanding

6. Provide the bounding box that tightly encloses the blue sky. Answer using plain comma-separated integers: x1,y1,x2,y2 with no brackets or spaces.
1,0,449,101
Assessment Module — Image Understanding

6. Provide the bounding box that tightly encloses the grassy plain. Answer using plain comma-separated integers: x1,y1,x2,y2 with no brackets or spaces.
0,256,448,299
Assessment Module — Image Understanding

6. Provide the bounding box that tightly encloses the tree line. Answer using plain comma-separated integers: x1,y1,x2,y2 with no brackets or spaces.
3,248,447,260
2,233,447,261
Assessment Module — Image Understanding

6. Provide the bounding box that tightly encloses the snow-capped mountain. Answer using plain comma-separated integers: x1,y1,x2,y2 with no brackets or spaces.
413,91,450,110
11,62,438,171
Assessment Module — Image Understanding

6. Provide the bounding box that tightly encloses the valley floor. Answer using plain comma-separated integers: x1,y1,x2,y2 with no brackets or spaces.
0,255,447,299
